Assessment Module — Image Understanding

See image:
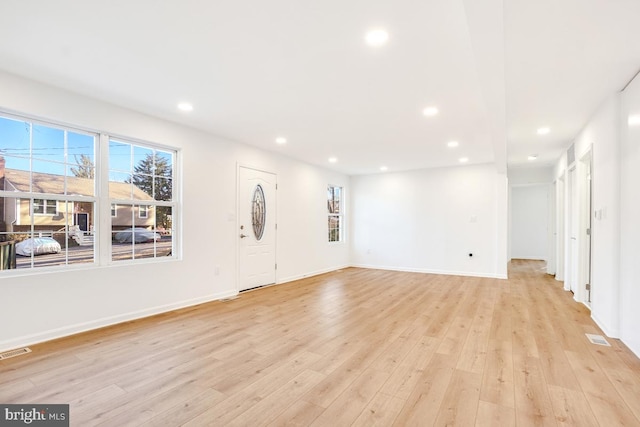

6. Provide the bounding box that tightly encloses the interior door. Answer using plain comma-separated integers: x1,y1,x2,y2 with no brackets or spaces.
238,167,276,291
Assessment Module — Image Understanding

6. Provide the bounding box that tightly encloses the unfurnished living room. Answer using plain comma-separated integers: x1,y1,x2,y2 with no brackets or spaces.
0,1,639,426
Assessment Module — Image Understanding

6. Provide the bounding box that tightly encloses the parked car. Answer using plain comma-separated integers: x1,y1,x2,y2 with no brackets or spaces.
15,237,62,256
114,228,162,243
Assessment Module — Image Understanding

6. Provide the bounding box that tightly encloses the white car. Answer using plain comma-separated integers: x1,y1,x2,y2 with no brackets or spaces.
15,237,62,256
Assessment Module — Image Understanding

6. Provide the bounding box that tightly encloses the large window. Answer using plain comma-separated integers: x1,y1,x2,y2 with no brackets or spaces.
109,139,176,261
0,114,97,269
0,112,179,272
327,185,343,242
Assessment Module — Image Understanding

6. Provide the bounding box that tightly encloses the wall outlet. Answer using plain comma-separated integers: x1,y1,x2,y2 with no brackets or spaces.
214,266,220,276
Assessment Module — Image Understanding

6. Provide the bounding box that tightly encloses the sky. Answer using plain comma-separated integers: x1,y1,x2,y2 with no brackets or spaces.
0,115,173,185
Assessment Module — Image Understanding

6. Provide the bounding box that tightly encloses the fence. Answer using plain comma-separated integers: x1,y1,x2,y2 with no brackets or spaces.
0,240,16,270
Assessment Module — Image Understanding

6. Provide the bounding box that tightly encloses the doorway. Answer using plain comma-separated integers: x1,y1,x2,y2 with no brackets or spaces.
568,166,578,293
564,149,594,306
555,174,565,282
237,166,277,292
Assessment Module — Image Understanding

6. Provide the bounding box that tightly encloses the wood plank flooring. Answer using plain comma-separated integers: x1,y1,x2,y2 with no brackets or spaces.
1,260,640,426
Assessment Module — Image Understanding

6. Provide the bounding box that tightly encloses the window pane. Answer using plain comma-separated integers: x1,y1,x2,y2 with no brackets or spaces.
154,177,172,201
109,140,132,173
132,174,153,199
32,161,66,195
111,204,172,261
109,172,132,199
329,216,341,242
156,206,173,236
32,124,65,163
68,204,95,266
66,164,95,196
133,146,153,169
2,195,95,270
67,132,95,164
328,186,342,214
0,116,30,160
45,200,57,215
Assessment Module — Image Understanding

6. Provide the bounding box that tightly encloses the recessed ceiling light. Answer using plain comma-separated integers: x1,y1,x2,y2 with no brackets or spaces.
459,157,469,163
447,141,459,148
423,107,439,117
177,102,193,112
328,157,337,163
528,154,538,161
628,115,640,126
380,166,388,171
365,29,389,47
275,137,287,144
537,127,550,135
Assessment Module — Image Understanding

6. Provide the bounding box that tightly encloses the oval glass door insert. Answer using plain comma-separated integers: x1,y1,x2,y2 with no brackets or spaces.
252,184,266,240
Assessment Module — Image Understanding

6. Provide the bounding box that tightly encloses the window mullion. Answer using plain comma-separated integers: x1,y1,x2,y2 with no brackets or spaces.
98,133,111,265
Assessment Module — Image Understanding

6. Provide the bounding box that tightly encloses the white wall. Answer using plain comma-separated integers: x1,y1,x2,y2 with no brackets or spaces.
350,164,508,278
507,167,554,265
508,167,553,185
620,74,640,357
553,95,621,338
510,185,548,260
0,71,350,352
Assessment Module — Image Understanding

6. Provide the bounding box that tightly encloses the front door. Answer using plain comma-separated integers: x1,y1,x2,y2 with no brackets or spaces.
74,212,89,232
238,166,276,291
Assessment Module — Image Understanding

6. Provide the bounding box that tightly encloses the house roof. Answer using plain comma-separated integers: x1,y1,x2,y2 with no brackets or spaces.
3,168,153,200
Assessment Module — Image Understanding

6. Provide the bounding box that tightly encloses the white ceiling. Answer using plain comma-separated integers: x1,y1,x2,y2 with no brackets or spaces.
0,0,639,175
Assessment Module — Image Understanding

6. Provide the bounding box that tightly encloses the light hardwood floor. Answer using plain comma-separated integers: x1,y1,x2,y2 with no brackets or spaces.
1,260,640,426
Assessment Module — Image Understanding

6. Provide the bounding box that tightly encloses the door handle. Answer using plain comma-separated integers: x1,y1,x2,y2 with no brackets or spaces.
240,234,248,238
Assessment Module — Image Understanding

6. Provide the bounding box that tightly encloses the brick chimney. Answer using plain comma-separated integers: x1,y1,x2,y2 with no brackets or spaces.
0,155,5,188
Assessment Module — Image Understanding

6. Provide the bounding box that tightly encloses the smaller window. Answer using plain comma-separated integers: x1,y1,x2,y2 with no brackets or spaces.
327,185,343,242
111,203,117,217
139,205,149,219
33,199,57,215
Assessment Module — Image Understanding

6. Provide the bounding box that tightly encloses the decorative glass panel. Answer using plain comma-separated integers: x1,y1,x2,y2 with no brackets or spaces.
252,184,266,240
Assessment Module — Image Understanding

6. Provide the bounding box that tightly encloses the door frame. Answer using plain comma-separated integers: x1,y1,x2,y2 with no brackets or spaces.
567,165,578,293
555,173,565,282
562,147,594,307
578,149,593,306
236,163,278,293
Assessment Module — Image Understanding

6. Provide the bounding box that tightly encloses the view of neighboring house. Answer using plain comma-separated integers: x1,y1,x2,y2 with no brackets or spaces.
0,162,155,237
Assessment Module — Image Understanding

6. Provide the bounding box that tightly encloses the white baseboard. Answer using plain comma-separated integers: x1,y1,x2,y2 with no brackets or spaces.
0,290,238,353
591,313,619,339
277,264,350,285
350,263,508,280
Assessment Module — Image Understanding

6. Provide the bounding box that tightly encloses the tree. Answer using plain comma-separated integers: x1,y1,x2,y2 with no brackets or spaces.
129,153,172,200
70,154,95,179
129,153,173,230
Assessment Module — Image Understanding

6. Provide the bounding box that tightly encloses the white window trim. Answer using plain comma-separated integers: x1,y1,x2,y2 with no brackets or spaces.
106,136,179,263
0,112,181,275
138,205,148,219
33,199,58,216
